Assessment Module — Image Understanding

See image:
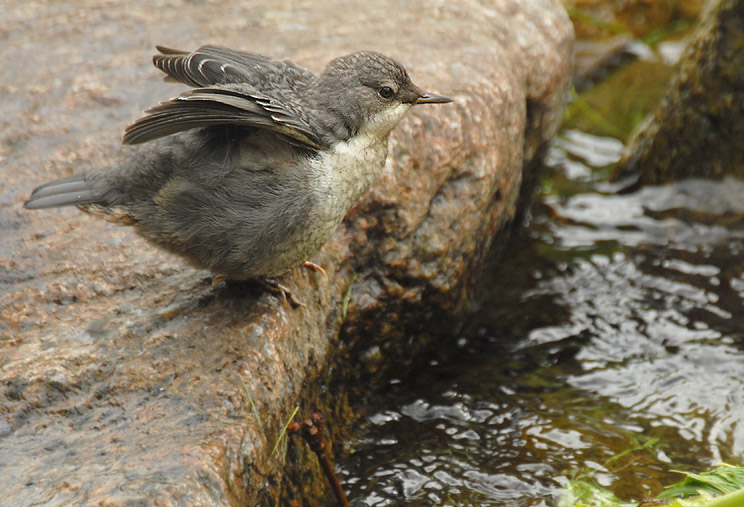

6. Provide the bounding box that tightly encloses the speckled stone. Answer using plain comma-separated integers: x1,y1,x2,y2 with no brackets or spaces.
0,0,573,504
614,0,744,184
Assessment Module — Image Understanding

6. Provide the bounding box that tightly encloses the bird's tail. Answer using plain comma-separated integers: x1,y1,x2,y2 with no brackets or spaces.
24,174,100,210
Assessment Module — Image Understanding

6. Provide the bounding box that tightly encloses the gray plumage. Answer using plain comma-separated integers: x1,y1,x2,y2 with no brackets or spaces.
25,45,451,279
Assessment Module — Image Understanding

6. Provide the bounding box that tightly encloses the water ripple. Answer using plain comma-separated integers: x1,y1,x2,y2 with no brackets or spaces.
343,135,744,504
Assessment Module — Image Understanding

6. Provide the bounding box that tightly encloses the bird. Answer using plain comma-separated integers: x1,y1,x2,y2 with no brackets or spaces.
24,45,452,304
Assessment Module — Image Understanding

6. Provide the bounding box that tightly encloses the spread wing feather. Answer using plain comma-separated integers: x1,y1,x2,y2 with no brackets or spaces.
123,46,325,149
152,45,316,91
123,86,326,149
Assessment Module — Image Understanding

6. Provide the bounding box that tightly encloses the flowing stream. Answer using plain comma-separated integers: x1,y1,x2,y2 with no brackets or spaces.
341,128,744,505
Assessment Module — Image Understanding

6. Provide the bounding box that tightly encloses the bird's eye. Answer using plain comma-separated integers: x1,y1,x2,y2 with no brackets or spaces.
378,86,395,99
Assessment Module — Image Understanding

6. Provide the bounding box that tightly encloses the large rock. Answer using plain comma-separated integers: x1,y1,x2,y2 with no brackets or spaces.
0,0,572,504
613,0,744,185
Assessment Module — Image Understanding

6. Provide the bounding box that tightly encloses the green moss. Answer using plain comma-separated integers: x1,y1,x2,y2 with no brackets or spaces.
563,60,675,142
660,464,744,499
558,463,744,507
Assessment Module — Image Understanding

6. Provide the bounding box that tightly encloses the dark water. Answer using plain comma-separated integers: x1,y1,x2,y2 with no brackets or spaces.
340,130,744,505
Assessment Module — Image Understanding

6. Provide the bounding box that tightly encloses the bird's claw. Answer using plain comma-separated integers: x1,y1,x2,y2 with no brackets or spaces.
211,274,228,287
259,279,305,308
211,275,304,307
302,261,327,279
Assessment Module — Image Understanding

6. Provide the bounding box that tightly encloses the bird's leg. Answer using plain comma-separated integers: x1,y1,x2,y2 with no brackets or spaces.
257,278,305,308
302,261,327,279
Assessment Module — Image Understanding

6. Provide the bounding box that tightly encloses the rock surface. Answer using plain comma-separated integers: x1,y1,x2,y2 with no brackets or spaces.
613,0,744,185
0,0,573,504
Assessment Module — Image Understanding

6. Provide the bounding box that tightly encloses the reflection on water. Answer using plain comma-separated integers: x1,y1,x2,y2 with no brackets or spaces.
341,131,744,505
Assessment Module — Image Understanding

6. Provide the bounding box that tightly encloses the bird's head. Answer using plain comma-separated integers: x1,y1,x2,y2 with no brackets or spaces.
312,51,451,142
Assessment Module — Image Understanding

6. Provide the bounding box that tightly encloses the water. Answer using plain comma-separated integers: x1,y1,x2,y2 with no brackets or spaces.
340,130,744,505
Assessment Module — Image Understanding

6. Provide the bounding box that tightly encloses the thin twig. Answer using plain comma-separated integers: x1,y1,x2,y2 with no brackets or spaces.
289,409,349,507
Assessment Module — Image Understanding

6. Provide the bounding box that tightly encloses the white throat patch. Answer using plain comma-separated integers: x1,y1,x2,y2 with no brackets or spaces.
360,102,413,138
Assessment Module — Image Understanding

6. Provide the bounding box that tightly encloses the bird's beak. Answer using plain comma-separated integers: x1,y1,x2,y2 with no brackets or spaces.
416,92,453,105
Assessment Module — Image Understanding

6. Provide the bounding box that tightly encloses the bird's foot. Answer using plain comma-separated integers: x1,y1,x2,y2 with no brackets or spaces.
302,261,327,279
211,275,304,307
211,274,228,288
258,279,305,308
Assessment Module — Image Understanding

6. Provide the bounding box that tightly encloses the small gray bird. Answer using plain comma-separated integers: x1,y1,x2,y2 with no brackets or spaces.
24,45,451,302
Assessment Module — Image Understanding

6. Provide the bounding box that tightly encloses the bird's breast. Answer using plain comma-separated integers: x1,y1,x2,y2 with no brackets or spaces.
311,132,389,214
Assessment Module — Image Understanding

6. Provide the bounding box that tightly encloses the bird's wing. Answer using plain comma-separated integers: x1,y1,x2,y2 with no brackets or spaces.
122,85,327,150
152,45,317,91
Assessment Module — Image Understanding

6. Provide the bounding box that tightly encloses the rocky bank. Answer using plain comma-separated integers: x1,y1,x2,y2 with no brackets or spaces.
0,0,573,504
